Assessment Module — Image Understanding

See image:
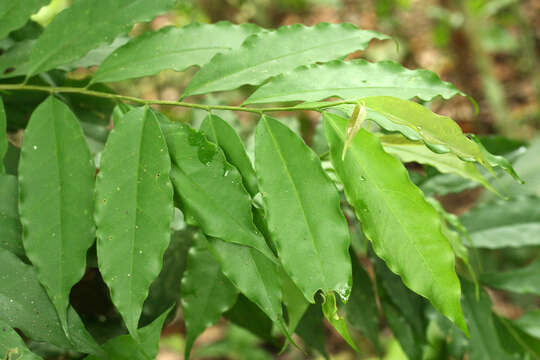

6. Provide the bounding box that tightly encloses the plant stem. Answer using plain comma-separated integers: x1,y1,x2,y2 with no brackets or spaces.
0,83,357,114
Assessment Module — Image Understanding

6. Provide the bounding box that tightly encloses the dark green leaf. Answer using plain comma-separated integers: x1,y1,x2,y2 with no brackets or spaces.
481,259,540,295
494,315,540,359
281,268,309,333
200,114,258,196
18,96,95,336
296,304,329,359
85,308,171,360
0,248,101,355
181,245,238,359
224,295,276,344
255,115,352,302
183,23,389,97
163,122,276,261
324,112,467,334
27,0,177,76
0,0,48,40
460,196,540,248
0,97,6,172
0,175,23,257
93,22,261,83
0,40,33,79
95,106,173,339
0,319,42,360
3,142,19,176
245,59,465,104
514,310,540,339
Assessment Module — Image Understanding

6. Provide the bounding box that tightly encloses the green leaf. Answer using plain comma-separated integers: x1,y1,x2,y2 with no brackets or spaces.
460,196,540,248
380,134,497,194
461,280,515,360
95,106,173,339
323,112,467,334
0,97,6,173
481,259,540,295
27,0,177,76
93,22,261,83
344,253,381,353
0,320,42,360
255,115,352,302
281,268,309,333
18,96,95,336
183,23,389,97
200,114,258,196
224,294,276,344
0,175,23,257
361,97,488,167
181,245,238,359
494,315,540,359
295,304,329,359
470,134,523,183
0,0,48,40
163,122,276,261
321,292,359,352
85,308,171,360
0,248,101,355
514,310,540,339
244,59,465,104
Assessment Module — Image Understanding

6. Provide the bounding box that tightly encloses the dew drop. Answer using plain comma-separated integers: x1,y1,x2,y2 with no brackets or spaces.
224,170,229,177
359,176,366,181
33,146,38,150
127,273,131,278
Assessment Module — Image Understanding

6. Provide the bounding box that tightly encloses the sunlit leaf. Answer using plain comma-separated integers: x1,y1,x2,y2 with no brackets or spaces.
321,292,359,352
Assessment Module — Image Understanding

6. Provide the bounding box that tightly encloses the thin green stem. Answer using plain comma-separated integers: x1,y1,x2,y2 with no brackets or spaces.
0,83,358,114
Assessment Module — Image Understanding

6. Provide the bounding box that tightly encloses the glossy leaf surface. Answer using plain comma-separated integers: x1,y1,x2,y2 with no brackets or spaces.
324,112,467,334
181,245,238,359
0,320,42,360
460,196,540,248
95,107,173,339
27,0,176,76
245,59,465,104
183,23,389,97
93,22,260,83
200,114,258,196
164,122,275,261
18,96,95,335
380,134,496,193
0,175,23,257
481,259,540,295
0,0,48,40
85,308,171,360
0,248,101,354
255,115,352,302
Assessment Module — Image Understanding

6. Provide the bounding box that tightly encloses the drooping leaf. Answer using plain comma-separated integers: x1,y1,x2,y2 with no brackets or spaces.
0,320,42,360
183,23,389,97
163,122,276,261
460,195,540,248
361,96,488,168
461,280,515,360
200,114,258,196
26,0,177,76
255,115,352,302
244,59,465,104
85,308,171,360
0,175,23,257
0,97,6,173
470,134,523,183
481,259,540,295
0,248,102,355
514,310,540,339
342,102,366,160
295,304,329,359
344,253,381,353
95,106,173,339
323,112,467,334
0,0,48,40
93,22,261,83
380,134,497,194
321,292,359,352
181,245,238,359
18,96,95,336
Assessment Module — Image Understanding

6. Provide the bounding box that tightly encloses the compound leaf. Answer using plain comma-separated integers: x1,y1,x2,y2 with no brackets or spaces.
200,114,258,196
18,96,95,336
0,175,23,257
95,107,173,340
323,112,467,334
163,122,276,261
181,245,238,359
245,59,465,104
183,23,389,97
255,115,352,303
27,0,176,76
0,0,48,40
93,22,261,83
0,248,101,355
